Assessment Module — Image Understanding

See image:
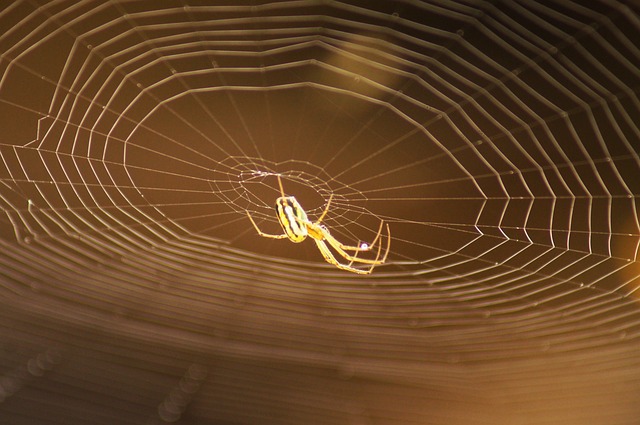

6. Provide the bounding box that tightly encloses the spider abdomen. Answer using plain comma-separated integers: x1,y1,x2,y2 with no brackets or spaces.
276,196,308,243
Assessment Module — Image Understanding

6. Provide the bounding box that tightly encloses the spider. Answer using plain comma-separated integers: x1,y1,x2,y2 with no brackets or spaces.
246,176,390,274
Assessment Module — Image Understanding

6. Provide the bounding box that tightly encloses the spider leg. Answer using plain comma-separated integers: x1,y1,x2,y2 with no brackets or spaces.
313,239,375,275
246,211,288,239
331,219,386,252
277,174,286,198
299,212,384,253
314,193,333,225
323,225,389,265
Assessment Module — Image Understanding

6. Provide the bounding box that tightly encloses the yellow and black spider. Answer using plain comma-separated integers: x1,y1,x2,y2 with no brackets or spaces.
246,176,390,274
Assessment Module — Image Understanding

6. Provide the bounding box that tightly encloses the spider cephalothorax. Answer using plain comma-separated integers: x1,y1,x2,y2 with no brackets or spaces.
246,176,390,274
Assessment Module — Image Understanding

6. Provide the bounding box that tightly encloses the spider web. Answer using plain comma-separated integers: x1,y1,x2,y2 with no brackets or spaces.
0,0,640,424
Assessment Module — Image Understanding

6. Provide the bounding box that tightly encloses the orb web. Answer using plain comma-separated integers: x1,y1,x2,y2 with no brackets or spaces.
0,1,639,424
